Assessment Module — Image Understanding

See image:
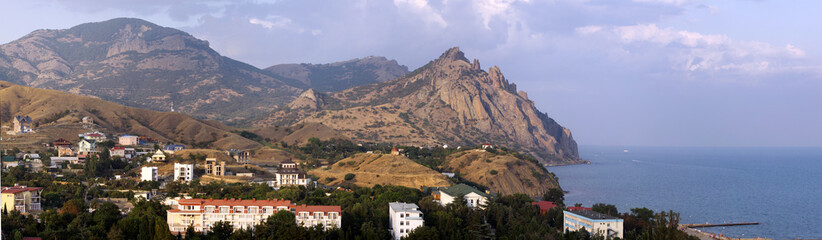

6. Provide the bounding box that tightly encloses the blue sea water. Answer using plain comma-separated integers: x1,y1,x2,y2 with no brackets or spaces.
548,146,822,239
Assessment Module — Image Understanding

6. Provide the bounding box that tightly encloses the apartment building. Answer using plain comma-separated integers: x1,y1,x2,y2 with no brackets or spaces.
273,160,309,188
389,202,424,240
205,158,225,176
142,167,159,181
174,163,194,182
563,210,624,239
167,198,341,233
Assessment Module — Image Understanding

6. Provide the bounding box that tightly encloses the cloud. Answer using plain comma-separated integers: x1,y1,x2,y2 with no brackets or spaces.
249,15,292,30
576,23,813,76
393,0,448,27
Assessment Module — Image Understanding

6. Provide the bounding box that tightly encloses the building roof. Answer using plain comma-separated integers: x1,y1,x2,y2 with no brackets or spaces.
292,204,342,214
2,156,16,162
439,183,491,198
566,210,621,220
389,202,422,214
14,116,32,123
1,186,43,194
174,198,341,214
152,149,166,157
532,201,557,211
164,144,185,150
111,146,125,150
567,206,593,211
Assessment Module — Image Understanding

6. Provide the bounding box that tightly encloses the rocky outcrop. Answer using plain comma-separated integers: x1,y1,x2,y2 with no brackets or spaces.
262,47,583,165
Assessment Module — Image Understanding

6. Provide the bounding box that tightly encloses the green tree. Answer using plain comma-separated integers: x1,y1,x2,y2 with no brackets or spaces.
542,188,565,206
207,221,234,240
592,203,618,217
344,173,356,181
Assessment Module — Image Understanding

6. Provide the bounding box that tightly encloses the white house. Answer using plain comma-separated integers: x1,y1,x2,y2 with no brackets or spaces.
563,210,624,239
439,184,491,209
77,139,97,154
389,202,425,240
173,163,194,182
141,167,158,182
273,160,309,188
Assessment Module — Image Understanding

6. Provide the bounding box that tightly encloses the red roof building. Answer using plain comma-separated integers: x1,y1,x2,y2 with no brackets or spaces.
531,201,557,214
167,198,341,233
567,206,593,211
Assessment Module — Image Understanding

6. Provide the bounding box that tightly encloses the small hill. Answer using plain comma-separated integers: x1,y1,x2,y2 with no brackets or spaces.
265,56,409,92
0,81,261,150
251,122,348,146
443,150,560,197
308,153,450,189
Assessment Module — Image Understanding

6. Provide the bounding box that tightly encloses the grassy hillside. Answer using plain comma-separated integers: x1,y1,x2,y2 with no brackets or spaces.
443,150,560,197
309,153,450,189
0,81,261,150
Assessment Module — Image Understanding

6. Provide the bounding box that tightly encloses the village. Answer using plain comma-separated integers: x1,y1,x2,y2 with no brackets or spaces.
1,114,636,239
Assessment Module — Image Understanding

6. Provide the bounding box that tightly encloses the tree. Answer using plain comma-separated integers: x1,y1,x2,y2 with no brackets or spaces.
344,173,356,181
208,221,234,239
592,203,618,217
542,188,565,206
62,198,87,215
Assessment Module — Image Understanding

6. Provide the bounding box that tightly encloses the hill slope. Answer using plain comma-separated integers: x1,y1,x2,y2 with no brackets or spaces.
0,18,301,122
261,47,583,165
443,150,559,197
308,153,451,189
265,56,409,92
0,81,261,149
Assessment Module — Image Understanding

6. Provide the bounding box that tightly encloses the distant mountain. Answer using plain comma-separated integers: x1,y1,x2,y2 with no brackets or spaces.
0,81,261,149
0,18,302,122
264,56,409,92
260,47,583,165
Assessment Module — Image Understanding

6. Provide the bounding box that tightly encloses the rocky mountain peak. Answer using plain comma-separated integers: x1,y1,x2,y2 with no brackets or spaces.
435,47,470,65
288,88,325,111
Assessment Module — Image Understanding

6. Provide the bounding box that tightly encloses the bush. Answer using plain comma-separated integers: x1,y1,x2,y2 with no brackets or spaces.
489,170,498,175
325,177,337,182
344,173,356,181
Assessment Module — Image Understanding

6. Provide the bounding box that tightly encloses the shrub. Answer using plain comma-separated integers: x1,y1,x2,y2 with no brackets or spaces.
344,173,356,181
489,170,498,175
325,177,337,182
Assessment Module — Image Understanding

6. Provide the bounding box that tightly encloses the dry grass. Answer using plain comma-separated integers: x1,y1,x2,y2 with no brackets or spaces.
309,153,450,189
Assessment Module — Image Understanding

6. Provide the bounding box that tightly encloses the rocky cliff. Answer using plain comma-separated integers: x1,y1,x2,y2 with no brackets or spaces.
262,47,583,165
0,18,301,122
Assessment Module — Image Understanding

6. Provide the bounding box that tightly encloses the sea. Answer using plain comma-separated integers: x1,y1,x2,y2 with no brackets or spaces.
548,146,822,239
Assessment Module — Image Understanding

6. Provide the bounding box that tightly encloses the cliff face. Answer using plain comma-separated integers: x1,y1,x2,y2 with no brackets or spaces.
262,47,583,165
0,18,301,122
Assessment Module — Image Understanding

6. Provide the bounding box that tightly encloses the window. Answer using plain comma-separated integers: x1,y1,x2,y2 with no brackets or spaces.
400,221,404,225
400,213,404,218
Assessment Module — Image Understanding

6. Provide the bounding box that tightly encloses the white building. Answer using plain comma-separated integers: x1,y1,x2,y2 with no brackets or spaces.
141,167,159,182
119,135,139,146
438,184,491,209
389,202,425,240
77,139,97,154
174,163,194,182
167,198,341,234
563,210,624,239
273,160,309,188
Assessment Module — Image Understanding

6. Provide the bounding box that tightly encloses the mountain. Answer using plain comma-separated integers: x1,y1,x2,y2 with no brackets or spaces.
264,56,409,92
0,81,261,149
260,47,583,165
0,18,302,122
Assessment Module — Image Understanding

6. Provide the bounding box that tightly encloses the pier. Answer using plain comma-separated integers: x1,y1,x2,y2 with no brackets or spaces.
683,222,760,228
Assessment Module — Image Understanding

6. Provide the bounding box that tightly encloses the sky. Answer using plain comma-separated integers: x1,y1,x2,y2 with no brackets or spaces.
3,0,821,147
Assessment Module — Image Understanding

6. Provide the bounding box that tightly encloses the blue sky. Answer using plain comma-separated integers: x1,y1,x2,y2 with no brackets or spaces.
3,0,821,147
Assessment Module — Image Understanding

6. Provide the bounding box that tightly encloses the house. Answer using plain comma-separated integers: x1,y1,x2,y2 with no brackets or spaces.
205,158,225,176
80,132,107,142
481,143,494,149
236,172,254,177
57,146,75,157
272,160,309,188
118,135,139,146
141,167,159,182
23,153,40,161
82,116,94,128
532,201,557,214
163,144,185,154
53,138,72,148
438,184,491,209
225,149,251,163
50,157,77,169
2,156,19,169
150,149,166,162
12,116,33,134
91,198,133,214
166,198,341,233
389,202,424,240
174,163,194,182
124,148,135,159
77,139,97,154
110,147,126,158
1,185,43,213
563,209,623,239
390,147,401,155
